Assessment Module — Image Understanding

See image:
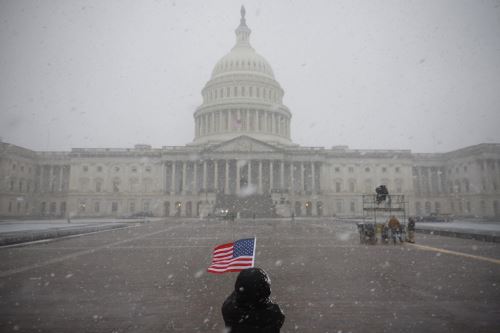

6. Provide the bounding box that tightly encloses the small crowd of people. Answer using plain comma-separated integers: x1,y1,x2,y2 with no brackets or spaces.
382,215,416,244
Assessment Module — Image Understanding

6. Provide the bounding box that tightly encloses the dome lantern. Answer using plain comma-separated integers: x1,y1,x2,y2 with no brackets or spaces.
235,6,252,48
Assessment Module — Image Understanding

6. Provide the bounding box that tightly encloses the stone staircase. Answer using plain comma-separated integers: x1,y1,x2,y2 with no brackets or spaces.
215,193,276,218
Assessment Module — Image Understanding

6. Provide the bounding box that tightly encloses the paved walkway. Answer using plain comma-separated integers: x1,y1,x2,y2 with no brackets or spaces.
0,218,159,246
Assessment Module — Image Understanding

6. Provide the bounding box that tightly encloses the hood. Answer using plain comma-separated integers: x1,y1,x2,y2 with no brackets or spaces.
234,268,271,305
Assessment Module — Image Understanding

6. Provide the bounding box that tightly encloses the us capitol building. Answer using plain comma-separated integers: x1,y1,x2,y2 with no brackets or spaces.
1,8,500,219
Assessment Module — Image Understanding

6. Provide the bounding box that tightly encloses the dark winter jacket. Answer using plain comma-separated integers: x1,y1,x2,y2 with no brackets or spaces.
222,268,285,333
408,217,416,231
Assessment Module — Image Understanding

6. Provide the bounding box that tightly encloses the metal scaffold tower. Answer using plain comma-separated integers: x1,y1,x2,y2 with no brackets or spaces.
358,194,409,244
362,194,408,225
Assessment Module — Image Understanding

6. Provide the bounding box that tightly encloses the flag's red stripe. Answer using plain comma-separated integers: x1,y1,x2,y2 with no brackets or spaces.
214,243,234,251
213,254,232,260
214,246,233,254
208,258,253,269
208,263,253,271
207,264,253,273
211,257,253,265
213,249,233,257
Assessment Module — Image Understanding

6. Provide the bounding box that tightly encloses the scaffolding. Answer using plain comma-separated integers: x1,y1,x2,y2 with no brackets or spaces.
358,194,409,244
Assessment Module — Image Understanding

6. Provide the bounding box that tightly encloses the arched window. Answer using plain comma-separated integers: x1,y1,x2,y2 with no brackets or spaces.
395,179,403,193
364,179,373,193
335,179,342,193
464,179,470,192
112,178,121,193
425,201,432,214
95,179,103,193
415,201,422,215
348,179,356,192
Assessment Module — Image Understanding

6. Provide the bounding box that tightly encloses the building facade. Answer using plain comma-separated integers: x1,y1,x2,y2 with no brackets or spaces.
1,8,500,219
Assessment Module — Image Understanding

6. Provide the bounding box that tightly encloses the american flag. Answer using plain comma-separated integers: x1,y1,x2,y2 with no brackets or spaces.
207,238,256,274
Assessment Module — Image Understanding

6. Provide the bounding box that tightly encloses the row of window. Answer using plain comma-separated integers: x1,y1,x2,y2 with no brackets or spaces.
79,178,155,193
334,166,401,173
333,179,404,193
82,165,153,173
7,178,68,193
7,200,29,214
214,59,270,73
415,200,500,215
417,178,499,194
9,162,32,173
417,159,500,176
204,85,281,103
8,179,32,193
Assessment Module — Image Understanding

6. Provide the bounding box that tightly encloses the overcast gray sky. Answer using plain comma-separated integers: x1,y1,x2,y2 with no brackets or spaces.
1,0,499,153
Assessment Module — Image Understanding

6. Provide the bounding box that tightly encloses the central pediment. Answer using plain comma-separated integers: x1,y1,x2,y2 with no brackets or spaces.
207,135,281,153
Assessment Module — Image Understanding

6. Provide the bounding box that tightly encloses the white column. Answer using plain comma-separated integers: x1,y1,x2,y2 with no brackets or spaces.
214,160,218,192
311,161,316,194
162,163,167,193
270,161,274,191
238,109,242,132
182,161,187,194
246,109,250,131
280,161,285,190
194,161,198,193
290,162,295,194
48,165,53,192
171,162,176,194
258,160,263,194
248,160,252,187
203,161,207,191
58,166,63,191
225,160,229,194
236,161,240,193
301,162,305,193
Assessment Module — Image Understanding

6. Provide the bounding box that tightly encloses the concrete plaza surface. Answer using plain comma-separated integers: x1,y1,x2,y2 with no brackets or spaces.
1,217,499,246
416,220,500,242
0,218,499,332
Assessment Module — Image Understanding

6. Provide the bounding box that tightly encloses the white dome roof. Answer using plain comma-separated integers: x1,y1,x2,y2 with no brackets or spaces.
211,47,275,79
210,7,275,79
192,6,293,146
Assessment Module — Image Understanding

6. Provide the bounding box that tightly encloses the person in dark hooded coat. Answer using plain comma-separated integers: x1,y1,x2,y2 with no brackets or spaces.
222,267,285,332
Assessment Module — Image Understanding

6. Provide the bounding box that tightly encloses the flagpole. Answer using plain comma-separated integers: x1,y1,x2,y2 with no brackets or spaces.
252,236,257,267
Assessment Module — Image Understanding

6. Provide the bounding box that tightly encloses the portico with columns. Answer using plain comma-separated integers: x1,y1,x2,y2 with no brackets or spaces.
161,135,324,217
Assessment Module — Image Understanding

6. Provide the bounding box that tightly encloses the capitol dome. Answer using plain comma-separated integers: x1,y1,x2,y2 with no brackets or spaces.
192,6,292,146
